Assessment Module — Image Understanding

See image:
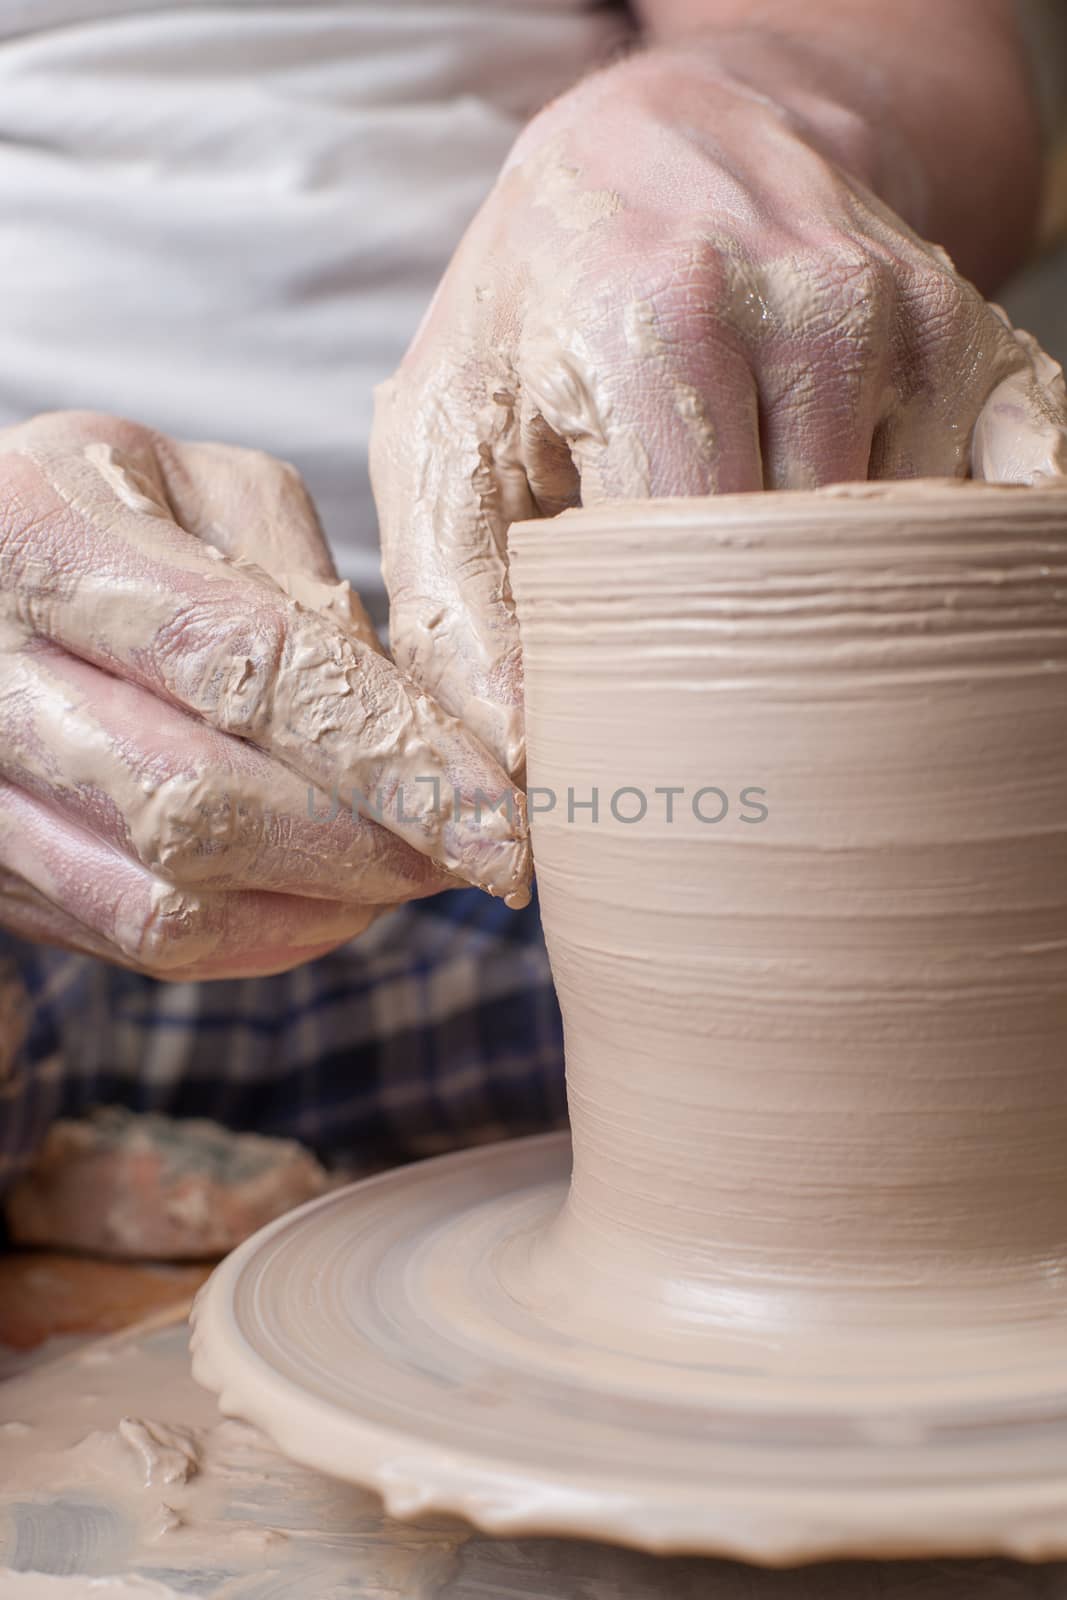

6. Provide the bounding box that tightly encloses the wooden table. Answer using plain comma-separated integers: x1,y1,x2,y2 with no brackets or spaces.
0,1251,212,1364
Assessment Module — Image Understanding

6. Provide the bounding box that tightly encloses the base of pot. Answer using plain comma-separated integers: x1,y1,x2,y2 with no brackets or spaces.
190,1132,1067,1564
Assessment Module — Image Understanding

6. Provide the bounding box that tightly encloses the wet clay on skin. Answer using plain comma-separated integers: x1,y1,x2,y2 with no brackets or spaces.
0,418,531,977
192,479,1067,1562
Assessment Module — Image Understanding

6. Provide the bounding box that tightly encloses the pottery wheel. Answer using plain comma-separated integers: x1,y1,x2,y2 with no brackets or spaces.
190,1131,1067,1564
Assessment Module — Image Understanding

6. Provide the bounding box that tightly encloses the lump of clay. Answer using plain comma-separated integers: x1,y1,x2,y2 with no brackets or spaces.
4,1107,335,1260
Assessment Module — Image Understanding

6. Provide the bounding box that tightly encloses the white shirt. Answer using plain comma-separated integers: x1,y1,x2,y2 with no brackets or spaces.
0,1,628,608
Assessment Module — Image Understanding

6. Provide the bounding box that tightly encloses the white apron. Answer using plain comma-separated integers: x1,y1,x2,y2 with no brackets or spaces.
0,0,628,607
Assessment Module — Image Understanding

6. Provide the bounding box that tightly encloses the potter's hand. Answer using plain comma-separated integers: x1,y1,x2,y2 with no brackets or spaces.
0,412,528,979
373,36,1067,778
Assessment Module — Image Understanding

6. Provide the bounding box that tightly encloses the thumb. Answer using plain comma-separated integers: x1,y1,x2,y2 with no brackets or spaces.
156,437,383,654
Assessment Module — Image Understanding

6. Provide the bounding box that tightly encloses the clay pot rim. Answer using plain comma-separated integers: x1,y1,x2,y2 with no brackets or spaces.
518,476,1067,522
510,477,1067,552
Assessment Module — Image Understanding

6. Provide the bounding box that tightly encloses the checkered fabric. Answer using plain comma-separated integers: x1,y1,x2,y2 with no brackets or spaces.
0,887,565,1195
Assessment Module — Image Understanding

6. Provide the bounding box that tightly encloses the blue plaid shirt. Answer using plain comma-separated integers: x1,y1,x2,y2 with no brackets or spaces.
0,887,565,1194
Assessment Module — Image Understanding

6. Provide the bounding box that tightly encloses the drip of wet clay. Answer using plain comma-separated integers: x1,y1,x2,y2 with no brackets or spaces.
190,480,1067,1562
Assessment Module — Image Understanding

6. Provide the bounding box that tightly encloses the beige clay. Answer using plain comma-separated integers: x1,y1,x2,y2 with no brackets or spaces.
192,479,1067,1561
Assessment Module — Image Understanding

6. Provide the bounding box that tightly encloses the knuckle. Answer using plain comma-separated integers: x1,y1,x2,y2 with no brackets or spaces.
910,267,972,341
820,248,883,297
151,596,290,741
128,770,241,882
803,251,887,340
118,881,215,975
0,459,81,608
638,244,890,359
640,246,736,344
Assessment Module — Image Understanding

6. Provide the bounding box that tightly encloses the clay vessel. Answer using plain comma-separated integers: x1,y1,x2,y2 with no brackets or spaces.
509,478,1067,1356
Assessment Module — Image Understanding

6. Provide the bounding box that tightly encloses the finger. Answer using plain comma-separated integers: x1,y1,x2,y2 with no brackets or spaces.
152,437,385,654
753,257,894,487
0,626,460,904
3,416,383,652
863,268,1057,481
0,778,377,979
518,277,763,500
0,414,341,584
0,864,127,963
374,364,532,783
375,288,763,781
971,317,1067,483
0,422,530,907
153,437,338,578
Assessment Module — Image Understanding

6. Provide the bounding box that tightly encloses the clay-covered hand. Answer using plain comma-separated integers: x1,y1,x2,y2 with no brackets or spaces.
0,412,529,979
372,45,1067,779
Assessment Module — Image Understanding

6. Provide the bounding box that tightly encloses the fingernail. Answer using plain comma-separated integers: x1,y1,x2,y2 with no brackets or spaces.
452,821,532,907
